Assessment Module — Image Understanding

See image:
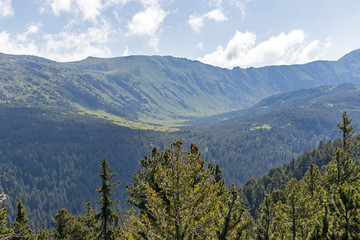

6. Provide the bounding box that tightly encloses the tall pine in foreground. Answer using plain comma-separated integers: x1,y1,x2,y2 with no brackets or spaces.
96,159,121,240
11,199,34,240
124,140,249,239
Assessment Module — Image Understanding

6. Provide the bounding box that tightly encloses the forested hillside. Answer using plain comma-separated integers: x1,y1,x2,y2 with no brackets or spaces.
0,113,359,239
1,82,360,229
0,105,163,228
189,83,360,184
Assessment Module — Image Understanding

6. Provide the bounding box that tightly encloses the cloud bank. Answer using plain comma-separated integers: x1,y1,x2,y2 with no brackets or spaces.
0,21,113,62
198,29,327,68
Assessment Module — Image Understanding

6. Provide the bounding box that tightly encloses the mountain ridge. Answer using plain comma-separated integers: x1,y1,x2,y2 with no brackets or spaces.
1,49,360,129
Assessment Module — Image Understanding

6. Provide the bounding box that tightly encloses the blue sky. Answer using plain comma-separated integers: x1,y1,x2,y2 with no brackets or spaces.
0,0,359,68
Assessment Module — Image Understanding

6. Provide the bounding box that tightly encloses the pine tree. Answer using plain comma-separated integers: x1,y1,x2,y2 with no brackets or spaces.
337,111,355,153
123,141,248,239
321,112,360,239
255,194,276,240
216,185,250,240
96,159,121,240
323,111,358,187
0,205,13,239
52,209,92,240
274,178,312,240
36,226,50,240
300,164,325,239
327,183,360,240
126,146,165,218
10,199,34,240
78,202,98,238
303,164,323,197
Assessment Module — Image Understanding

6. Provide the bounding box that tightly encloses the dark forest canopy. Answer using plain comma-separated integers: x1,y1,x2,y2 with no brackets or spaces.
0,112,359,239
1,87,360,230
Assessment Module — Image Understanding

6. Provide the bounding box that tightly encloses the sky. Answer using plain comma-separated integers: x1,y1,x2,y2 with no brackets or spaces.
0,0,360,69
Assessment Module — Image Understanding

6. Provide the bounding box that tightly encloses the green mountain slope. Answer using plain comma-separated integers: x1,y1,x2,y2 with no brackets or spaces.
1,82,360,229
186,83,360,184
1,49,360,128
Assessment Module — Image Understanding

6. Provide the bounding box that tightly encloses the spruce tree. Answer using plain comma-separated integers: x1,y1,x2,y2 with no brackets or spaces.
96,159,121,240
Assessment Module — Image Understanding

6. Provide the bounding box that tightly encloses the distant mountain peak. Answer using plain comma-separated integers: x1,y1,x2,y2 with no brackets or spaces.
338,48,360,62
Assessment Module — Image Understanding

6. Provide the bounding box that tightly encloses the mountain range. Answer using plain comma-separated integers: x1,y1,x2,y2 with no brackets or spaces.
1,49,360,129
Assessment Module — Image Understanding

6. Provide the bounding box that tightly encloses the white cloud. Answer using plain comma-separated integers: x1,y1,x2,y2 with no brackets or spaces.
126,1,167,50
50,0,72,15
75,0,102,21
0,21,113,62
17,23,43,41
204,9,227,21
198,30,329,68
188,15,204,32
0,0,13,18
27,24,42,34
43,23,113,61
297,40,319,63
47,0,103,21
0,23,42,55
127,6,167,36
188,8,227,32
0,31,39,56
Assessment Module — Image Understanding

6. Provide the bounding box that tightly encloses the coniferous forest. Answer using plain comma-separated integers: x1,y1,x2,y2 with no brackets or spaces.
0,112,359,239
1,3,360,239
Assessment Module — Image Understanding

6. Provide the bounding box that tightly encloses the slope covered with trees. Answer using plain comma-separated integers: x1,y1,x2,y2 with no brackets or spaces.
0,112,359,239
2,82,360,229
